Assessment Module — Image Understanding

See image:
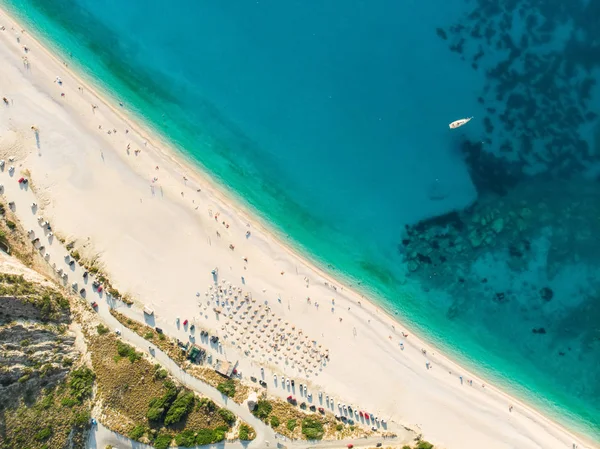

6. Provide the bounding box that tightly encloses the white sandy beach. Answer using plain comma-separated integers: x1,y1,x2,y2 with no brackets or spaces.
0,8,595,449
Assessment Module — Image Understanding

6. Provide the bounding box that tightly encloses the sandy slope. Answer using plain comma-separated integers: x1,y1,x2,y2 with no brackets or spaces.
0,8,594,449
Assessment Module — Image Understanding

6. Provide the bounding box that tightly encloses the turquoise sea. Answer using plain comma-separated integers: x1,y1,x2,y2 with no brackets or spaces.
2,0,599,441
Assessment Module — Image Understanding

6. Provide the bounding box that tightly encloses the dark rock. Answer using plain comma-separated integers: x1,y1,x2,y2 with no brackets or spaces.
539,287,554,301
417,253,432,264
411,211,465,234
532,327,547,334
436,27,448,40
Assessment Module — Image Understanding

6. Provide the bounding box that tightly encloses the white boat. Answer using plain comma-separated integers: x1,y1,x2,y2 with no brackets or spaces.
449,117,473,129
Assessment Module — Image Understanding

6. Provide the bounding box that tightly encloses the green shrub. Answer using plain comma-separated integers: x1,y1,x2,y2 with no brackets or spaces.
216,379,236,397
128,425,146,441
147,384,179,423
40,391,54,409
146,406,163,422
153,368,168,380
144,331,154,339
197,397,215,411
96,324,109,335
18,374,30,383
164,391,195,426
34,427,52,441
212,426,227,442
238,424,251,440
252,400,272,419
195,429,215,445
402,446,412,449
335,423,344,431
301,417,324,440
175,430,196,446
20,339,31,347
61,397,78,407
417,441,434,449
6,220,16,230
158,332,166,340
116,341,141,363
153,434,173,449
286,419,297,431
70,250,81,261
270,415,280,427
74,411,91,427
194,428,227,445
69,367,95,402
218,408,236,426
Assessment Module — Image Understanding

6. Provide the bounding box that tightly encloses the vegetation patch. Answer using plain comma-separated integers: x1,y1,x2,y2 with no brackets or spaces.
287,418,297,431
116,340,142,363
218,408,236,425
217,378,236,397
128,425,147,440
110,309,185,363
164,390,195,425
1,368,92,449
153,433,174,449
68,367,95,403
238,423,256,441
0,273,69,322
89,331,241,447
302,416,325,440
252,399,273,419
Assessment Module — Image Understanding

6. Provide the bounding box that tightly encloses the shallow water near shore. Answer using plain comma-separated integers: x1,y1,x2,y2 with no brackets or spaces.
2,0,600,441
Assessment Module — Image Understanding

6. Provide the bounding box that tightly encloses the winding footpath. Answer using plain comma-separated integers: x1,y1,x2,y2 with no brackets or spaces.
0,166,398,449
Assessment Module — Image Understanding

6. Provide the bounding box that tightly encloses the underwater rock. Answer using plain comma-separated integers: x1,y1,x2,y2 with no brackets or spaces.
417,253,433,264
407,260,420,272
491,217,505,233
468,228,485,248
540,287,554,301
532,327,547,334
436,27,448,40
494,292,508,303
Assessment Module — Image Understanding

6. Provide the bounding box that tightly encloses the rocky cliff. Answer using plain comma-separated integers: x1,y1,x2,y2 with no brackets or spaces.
0,253,92,449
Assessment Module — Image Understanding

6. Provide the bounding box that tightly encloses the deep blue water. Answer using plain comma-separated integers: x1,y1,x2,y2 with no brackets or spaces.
2,0,599,440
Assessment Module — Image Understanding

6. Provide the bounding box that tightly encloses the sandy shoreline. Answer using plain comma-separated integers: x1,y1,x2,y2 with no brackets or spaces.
0,6,597,449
